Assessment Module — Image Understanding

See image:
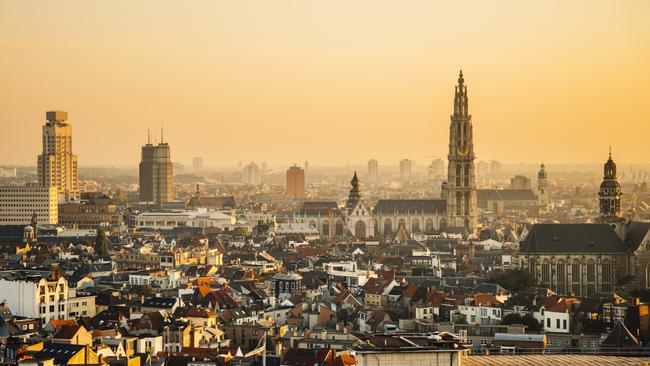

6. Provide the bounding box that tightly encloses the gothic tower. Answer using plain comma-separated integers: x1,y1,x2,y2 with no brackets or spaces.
598,148,623,220
345,171,362,212
447,70,477,230
538,163,548,205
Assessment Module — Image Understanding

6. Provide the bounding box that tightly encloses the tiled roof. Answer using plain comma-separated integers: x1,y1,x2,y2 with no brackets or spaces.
372,199,446,215
519,224,628,254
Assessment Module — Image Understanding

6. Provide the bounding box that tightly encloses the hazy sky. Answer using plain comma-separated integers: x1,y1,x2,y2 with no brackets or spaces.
1,0,649,168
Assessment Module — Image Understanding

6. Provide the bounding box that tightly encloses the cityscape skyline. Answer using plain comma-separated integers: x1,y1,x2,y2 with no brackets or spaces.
1,1,649,166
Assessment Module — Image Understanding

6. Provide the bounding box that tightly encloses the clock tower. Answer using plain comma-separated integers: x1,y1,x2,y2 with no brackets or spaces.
446,70,477,230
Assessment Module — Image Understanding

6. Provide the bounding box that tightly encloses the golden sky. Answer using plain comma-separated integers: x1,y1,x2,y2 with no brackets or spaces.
1,0,648,167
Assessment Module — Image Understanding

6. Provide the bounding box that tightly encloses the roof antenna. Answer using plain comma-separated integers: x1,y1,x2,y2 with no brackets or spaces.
161,127,164,144
147,129,151,144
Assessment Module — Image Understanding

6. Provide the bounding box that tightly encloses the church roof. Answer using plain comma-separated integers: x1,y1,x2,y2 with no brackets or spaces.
187,195,235,209
477,189,538,201
372,199,446,215
519,223,628,254
299,201,340,216
625,221,650,251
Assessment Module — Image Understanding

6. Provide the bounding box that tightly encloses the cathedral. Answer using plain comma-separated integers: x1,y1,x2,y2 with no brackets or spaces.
515,150,650,295
294,71,478,238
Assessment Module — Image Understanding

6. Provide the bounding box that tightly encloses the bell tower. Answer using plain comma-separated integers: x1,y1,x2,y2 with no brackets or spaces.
598,147,623,219
447,70,477,230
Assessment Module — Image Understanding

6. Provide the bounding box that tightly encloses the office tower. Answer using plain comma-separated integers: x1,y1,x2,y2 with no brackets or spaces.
242,162,260,185
367,159,378,181
446,70,477,230
0,186,58,225
37,111,79,203
399,159,412,181
430,159,445,178
192,157,204,171
286,165,305,199
139,131,174,203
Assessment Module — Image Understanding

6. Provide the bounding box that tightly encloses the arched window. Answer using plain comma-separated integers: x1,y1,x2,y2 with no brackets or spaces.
355,221,366,238
384,219,392,235
456,192,462,216
425,218,434,232
556,260,566,295
464,191,470,216
456,164,461,186
571,259,581,296
411,218,420,234
602,259,612,292
464,164,470,187
541,259,551,286
335,220,344,237
587,259,596,295
322,220,330,238
371,219,379,237
439,218,448,231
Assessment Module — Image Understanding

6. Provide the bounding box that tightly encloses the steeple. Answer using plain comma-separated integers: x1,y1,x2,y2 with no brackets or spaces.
454,69,469,117
599,147,623,219
345,171,362,211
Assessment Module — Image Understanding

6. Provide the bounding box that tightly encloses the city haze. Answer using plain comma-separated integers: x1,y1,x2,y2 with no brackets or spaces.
1,0,649,167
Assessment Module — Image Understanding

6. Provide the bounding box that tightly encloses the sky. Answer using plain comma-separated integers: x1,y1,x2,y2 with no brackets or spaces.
0,0,649,168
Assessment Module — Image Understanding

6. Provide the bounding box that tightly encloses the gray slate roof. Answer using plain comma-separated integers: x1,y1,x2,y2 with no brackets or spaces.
372,199,446,215
519,223,628,254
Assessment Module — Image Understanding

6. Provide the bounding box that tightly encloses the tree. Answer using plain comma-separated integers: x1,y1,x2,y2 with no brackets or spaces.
131,285,154,297
501,313,523,325
94,228,110,256
488,269,536,293
231,227,248,238
522,313,542,332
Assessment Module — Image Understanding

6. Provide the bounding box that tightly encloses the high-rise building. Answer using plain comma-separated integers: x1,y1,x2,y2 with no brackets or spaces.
446,70,477,230
429,159,445,179
242,162,260,185
367,159,378,181
0,186,58,225
139,131,174,204
192,157,204,171
399,159,412,181
286,165,305,199
37,111,79,203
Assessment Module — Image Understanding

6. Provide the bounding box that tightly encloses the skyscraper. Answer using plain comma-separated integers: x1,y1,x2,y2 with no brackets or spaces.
286,165,305,199
37,111,79,203
399,159,412,181
192,156,204,171
139,131,174,204
429,159,445,179
446,71,477,230
367,159,378,181
242,162,260,185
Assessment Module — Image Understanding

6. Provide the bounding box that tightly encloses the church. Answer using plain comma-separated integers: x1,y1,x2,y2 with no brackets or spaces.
294,71,479,239
514,150,650,294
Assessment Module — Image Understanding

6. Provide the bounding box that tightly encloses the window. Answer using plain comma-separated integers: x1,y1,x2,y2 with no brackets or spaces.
556,319,560,328
547,318,551,328
563,319,567,329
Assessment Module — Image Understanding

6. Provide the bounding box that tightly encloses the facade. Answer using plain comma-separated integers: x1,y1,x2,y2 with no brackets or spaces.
399,159,412,181
271,272,303,298
242,162,261,185
367,159,378,181
286,165,305,199
515,152,650,294
139,133,174,204
0,186,58,225
476,189,539,216
295,72,482,238
134,209,235,230
444,70,477,230
192,156,204,171
37,111,79,203
58,193,122,229
429,159,445,179
0,276,70,324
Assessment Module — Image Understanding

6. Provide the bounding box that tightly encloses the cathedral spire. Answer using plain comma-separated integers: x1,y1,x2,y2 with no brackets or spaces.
345,171,362,211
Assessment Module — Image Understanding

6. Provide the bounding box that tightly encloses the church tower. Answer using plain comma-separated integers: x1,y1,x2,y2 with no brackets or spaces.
598,148,623,220
538,163,548,205
447,70,477,230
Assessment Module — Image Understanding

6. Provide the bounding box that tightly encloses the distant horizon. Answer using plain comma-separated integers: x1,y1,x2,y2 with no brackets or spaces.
1,1,649,166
